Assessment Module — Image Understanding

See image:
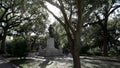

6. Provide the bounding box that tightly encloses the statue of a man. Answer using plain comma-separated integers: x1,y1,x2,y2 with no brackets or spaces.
48,25,54,37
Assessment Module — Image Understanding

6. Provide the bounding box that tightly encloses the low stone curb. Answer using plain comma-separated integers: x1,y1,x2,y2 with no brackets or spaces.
80,56,120,63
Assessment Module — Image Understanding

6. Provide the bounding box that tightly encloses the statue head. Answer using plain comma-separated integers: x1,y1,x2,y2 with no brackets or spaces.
48,24,54,37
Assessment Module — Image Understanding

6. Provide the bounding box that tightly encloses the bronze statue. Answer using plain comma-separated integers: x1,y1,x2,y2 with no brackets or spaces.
48,25,54,37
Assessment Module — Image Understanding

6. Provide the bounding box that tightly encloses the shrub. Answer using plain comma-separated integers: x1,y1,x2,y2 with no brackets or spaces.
7,38,29,57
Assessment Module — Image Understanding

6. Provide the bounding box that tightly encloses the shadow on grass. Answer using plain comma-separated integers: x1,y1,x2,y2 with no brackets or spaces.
10,59,34,68
81,59,120,68
39,57,73,68
39,58,53,68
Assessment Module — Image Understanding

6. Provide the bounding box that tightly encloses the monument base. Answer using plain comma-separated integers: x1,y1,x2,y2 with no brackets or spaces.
39,38,63,57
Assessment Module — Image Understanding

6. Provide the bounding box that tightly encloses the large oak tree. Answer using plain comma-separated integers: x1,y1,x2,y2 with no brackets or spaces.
40,0,100,68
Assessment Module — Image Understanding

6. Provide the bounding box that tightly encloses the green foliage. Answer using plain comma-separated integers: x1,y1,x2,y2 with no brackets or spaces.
63,43,70,55
80,45,91,55
53,22,67,48
6,38,29,57
0,0,48,54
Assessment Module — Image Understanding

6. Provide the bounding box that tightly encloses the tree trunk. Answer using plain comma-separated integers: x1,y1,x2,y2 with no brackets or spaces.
71,36,81,68
0,29,7,54
103,32,108,56
72,49,81,68
103,14,108,56
31,37,37,51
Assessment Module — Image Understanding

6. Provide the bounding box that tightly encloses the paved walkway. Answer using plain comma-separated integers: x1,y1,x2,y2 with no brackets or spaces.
0,63,16,68
0,56,17,68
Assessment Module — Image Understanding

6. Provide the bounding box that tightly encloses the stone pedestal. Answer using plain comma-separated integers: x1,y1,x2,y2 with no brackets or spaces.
47,38,55,49
39,38,63,57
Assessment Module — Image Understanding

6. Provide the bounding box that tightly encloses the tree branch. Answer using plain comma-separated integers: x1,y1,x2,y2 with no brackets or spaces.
0,7,9,20
94,12,104,28
8,21,22,29
0,2,7,9
68,0,73,22
44,5,64,26
58,0,75,33
45,0,60,8
108,5,120,16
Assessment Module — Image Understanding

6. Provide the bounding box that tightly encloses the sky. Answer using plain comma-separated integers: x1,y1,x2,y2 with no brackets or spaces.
46,2,60,24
